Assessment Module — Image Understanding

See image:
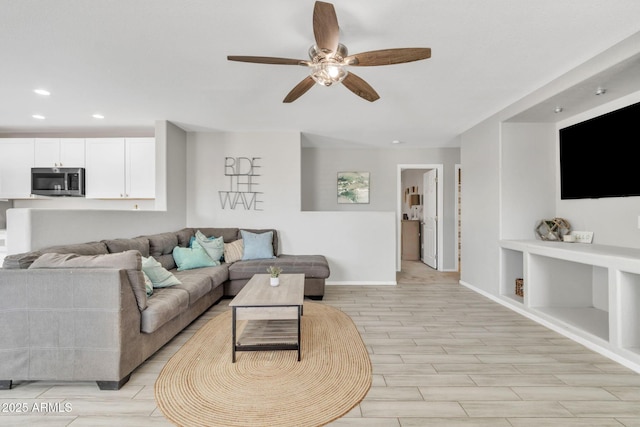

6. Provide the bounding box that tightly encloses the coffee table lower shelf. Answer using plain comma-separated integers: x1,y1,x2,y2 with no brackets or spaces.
234,319,300,361
232,312,301,363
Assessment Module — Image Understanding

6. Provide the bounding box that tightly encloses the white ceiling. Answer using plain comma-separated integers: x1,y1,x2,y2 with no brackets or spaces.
2,0,640,148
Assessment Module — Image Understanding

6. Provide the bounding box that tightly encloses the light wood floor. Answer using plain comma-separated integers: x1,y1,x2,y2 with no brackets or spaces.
2,261,640,426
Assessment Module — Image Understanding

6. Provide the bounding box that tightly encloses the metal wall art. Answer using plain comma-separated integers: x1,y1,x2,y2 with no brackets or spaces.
219,157,263,210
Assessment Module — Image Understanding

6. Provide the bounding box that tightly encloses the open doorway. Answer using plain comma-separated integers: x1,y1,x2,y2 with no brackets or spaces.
396,164,444,273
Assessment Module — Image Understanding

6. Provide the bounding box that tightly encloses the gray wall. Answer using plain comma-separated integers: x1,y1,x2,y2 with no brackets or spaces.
301,144,460,271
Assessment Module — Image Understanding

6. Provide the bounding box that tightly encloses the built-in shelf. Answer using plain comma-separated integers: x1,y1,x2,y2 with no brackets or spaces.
499,239,640,373
500,248,524,304
537,307,609,342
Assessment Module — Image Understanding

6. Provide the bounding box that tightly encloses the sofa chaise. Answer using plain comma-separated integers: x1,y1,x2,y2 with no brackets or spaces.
0,227,330,390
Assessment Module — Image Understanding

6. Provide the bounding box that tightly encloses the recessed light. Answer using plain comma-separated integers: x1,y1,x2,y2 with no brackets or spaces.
33,89,50,96
92,113,105,119
554,106,563,113
595,87,606,96
391,140,402,144
32,114,45,120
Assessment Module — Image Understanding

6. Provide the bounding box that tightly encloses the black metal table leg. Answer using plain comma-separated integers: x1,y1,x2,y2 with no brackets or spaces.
232,307,237,363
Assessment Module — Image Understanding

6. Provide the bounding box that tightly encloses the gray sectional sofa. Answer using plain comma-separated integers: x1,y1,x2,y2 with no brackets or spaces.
0,227,330,390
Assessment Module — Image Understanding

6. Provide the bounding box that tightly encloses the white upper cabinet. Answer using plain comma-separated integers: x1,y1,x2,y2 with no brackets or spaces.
125,137,155,199
34,138,85,167
0,139,35,199
85,137,155,199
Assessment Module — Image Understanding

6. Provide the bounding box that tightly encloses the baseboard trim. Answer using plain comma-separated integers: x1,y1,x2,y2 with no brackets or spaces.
326,281,397,286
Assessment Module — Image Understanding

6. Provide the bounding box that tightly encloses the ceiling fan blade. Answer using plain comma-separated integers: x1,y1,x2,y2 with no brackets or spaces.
227,56,308,66
346,48,431,66
313,1,340,53
342,72,380,102
283,76,316,103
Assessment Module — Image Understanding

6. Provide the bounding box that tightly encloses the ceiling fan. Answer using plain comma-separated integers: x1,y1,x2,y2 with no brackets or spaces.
227,1,431,103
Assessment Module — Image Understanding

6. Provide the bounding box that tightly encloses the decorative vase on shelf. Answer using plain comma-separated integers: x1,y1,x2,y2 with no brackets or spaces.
270,277,280,287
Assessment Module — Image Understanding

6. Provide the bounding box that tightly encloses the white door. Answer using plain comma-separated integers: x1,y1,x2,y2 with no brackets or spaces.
422,169,438,269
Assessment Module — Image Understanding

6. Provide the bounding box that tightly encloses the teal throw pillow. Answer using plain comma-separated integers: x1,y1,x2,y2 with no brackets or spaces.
173,246,220,271
240,230,275,260
143,271,154,296
193,230,225,261
141,256,181,288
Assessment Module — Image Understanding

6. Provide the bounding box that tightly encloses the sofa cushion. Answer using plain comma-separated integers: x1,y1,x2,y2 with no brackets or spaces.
147,232,179,270
103,236,150,257
238,228,278,256
197,228,239,243
175,228,196,248
2,251,44,269
224,239,243,263
194,230,225,261
142,256,181,288
27,250,148,311
228,254,330,281
143,271,154,296
2,241,110,270
172,265,228,305
173,246,220,271
240,229,276,260
41,241,109,256
141,288,189,333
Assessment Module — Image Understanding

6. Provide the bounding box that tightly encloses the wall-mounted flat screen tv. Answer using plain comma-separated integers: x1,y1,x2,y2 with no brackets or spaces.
559,100,640,200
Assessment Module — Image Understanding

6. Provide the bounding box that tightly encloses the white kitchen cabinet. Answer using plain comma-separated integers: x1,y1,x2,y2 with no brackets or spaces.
126,137,155,198
0,139,35,199
85,137,155,199
34,138,85,167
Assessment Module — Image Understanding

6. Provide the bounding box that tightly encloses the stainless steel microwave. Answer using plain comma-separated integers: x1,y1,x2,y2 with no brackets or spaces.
31,167,85,197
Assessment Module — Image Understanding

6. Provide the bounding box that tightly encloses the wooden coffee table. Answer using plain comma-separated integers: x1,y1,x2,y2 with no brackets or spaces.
229,273,304,362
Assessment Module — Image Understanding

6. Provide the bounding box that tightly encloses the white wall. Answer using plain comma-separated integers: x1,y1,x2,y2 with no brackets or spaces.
186,131,397,284
501,123,556,240
6,121,187,253
460,119,501,294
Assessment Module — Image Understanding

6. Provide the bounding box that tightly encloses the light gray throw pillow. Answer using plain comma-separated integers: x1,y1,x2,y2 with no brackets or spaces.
29,250,147,311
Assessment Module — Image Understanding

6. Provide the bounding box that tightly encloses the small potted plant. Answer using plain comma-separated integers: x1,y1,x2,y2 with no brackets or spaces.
267,266,282,286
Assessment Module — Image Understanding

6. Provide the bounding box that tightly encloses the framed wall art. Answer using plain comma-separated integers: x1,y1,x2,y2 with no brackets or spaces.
337,172,370,204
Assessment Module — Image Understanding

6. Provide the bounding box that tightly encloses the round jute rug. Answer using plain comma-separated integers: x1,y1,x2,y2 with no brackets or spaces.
155,302,372,427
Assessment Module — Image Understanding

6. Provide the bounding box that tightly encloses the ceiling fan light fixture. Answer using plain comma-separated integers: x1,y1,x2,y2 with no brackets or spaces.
310,62,348,86
227,2,431,102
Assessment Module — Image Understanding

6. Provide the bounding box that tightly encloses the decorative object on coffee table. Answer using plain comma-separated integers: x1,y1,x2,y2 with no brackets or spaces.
267,265,282,286
535,217,571,241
